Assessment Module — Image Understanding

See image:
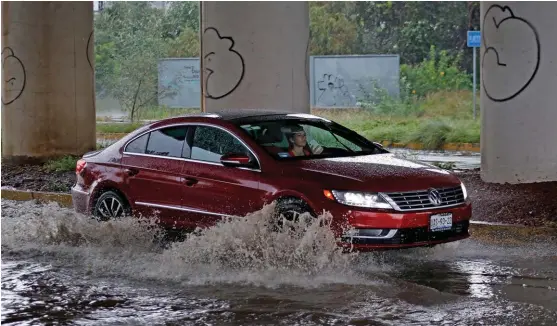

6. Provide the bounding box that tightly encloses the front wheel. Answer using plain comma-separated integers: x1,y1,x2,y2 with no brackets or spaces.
93,190,130,221
273,199,315,232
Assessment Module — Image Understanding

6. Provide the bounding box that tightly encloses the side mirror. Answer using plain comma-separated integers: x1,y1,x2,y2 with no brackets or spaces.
220,153,254,168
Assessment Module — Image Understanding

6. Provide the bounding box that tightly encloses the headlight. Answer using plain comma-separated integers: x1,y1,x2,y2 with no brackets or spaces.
460,182,468,200
327,190,393,209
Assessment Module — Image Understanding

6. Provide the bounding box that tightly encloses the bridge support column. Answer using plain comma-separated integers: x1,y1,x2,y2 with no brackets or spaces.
201,1,310,113
480,2,557,183
1,1,95,163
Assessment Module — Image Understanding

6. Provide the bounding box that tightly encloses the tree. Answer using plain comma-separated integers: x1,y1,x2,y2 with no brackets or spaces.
95,2,173,121
309,2,358,55
352,1,480,68
163,1,200,37
166,27,200,58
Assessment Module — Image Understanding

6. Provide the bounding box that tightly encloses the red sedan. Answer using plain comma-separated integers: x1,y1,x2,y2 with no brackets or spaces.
72,110,471,251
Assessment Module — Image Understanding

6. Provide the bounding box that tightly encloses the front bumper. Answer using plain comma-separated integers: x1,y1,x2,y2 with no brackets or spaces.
331,202,472,251
337,220,470,251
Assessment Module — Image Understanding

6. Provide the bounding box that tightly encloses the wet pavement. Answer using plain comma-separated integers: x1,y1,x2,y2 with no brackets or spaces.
2,200,556,325
390,148,481,170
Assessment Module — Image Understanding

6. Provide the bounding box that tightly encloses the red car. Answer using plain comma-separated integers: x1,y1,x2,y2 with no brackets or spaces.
72,110,471,251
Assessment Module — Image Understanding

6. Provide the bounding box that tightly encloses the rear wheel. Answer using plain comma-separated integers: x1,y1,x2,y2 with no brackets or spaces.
93,190,130,221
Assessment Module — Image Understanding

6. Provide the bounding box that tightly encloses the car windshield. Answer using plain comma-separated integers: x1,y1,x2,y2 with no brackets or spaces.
239,118,385,160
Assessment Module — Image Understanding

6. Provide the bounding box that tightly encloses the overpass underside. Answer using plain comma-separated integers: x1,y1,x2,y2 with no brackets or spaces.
1,1,556,184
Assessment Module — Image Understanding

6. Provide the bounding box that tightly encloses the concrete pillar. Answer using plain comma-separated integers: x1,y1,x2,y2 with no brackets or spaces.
480,2,557,183
200,1,310,113
1,1,95,163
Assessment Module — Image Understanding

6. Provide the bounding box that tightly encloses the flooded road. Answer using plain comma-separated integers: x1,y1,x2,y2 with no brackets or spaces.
2,200,556,325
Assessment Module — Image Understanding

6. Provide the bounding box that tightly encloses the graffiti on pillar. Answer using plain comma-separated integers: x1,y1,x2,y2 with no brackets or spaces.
203,27,245,100
86,31,94,71
316,74,356,107
1,47,26,105
482,5,540,102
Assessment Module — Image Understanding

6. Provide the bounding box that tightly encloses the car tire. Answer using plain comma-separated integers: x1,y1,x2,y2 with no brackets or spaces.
273,198,314,231
93,190,131,221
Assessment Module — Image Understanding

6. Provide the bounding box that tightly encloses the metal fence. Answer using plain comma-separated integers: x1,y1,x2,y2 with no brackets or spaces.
156,54,400,109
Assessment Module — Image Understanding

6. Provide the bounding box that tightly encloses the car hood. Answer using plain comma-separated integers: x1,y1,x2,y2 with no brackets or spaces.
291,153,462,193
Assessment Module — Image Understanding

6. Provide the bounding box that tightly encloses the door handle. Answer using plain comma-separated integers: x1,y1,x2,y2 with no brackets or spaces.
184,177,198,186
124,168,139,176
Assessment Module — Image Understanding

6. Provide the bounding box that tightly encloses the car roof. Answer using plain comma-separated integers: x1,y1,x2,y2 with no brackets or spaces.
148,109,332,130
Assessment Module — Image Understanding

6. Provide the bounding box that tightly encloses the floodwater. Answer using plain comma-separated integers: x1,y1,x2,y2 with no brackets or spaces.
2,200,556,325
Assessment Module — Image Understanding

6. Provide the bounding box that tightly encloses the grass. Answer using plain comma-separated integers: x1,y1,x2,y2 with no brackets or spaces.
95,90,480,150
316,90,481,149
97,123,143,134
44,155,80,172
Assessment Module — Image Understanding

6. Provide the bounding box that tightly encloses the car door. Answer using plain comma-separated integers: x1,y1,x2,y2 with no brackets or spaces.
180,124,267,228
120,125,192,228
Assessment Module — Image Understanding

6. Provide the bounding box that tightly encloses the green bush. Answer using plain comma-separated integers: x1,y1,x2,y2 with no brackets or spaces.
404,120,452,149
401,45,472,98
45,156,79,172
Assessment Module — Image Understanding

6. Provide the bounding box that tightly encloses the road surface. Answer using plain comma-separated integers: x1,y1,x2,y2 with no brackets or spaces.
2,200,556,325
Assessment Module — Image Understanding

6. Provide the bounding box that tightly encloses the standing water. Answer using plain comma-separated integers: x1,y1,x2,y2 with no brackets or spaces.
2,200,556,325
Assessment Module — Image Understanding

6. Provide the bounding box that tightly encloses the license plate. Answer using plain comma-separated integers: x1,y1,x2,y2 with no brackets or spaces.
430,213,453,232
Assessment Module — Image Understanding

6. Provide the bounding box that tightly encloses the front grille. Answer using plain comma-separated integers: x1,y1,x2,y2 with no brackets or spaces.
382,186,465,211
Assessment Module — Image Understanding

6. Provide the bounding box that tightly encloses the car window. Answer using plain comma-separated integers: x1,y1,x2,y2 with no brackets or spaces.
239,119,381,160
145,126,188,158
125,133,149,154
304,125,362,152
191,126,251,163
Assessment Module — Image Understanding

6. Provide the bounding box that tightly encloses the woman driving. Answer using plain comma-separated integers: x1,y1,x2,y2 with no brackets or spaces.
284,124,323,157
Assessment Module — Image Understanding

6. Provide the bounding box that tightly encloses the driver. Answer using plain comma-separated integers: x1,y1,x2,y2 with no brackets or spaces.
284,124,323,157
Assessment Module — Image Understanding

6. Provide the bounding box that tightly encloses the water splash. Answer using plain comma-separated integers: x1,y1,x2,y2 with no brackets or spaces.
1,200,362,288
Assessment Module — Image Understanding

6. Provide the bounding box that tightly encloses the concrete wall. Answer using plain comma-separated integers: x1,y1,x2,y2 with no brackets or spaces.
480,2,557,183
158,58,201,108
158,55,401,109
2,1,96,162
310,55,400,108
201,1,310,113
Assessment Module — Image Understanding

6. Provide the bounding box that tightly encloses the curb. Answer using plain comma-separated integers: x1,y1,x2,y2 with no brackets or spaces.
468,220,557,245
379,140,480,153
1,188,73,208
2,188,555,244
95,133,481,153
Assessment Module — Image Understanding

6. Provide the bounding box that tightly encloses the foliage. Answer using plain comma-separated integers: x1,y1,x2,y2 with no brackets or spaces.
314,90,481,149
166,28,200,58
401,45,472,98
351,1,480,69
96,123,143,134
163,1,200,37
95,2,171,121
44,156,80,172
356,46,472,119
309,2,358,55
95,2,200,122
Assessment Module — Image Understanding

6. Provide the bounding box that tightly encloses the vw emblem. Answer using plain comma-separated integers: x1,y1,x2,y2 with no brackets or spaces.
428,188,442,206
